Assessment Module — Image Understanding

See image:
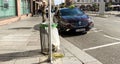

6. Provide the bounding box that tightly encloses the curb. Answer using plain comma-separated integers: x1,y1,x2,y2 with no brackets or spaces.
60,36,103,64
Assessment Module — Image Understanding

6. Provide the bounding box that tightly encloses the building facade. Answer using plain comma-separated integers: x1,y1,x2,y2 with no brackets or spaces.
75,0,120,3
0,0,34,26
75,0,120,6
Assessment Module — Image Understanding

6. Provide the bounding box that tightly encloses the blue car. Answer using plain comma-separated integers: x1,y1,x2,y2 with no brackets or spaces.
53,7,94,33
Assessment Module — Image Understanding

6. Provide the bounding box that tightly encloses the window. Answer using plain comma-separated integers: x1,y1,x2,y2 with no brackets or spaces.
60,8,84,16
77,0,80,2
0,0,16,18
98,0,101,2
82,0,84,2
104,0,106,2
115,0,118,2
21,0,30,15
94,0,97,2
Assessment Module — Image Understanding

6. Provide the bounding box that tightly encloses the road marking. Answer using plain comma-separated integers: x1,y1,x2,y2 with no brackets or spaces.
94,30,103,32
83,35,120,51
92,28,103,32
104,35,120,41
88,28,103,34
83,42,120,51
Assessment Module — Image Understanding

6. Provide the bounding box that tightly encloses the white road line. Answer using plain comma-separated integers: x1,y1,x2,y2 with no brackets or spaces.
83,42,120,51
88,28,103,34
94,30,103,32
104,35,120,41
91,28,97,30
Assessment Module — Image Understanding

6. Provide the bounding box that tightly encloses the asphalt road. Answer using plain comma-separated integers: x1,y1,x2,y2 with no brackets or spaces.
61,15,120,64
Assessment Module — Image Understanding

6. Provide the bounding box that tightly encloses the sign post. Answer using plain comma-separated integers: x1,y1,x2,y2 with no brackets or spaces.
48,0,52,63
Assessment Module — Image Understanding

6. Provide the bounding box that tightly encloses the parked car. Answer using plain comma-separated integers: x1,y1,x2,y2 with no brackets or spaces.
53,7,94,33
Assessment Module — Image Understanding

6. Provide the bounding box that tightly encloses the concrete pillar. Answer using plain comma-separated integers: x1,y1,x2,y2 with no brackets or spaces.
30,0,33,14
99,1,105,15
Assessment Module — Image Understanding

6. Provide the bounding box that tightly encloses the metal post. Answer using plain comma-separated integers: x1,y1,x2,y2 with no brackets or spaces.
48,0,52,63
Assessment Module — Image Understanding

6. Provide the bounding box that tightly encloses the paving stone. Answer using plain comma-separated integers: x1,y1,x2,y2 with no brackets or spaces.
15,57,39,64
0,59,15,64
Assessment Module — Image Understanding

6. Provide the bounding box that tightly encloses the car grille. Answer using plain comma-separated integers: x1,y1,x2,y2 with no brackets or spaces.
71,21,89,27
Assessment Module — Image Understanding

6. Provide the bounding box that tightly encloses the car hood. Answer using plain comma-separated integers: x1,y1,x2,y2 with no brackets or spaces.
61,14,89,22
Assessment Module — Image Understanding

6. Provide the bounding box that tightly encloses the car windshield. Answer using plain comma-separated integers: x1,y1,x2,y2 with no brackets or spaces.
60,8,84,16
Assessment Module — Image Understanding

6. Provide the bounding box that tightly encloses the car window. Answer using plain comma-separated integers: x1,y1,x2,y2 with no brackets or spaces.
60,8,84,16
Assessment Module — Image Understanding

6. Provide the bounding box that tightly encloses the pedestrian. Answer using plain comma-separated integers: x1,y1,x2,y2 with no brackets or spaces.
37,8,42,15
46,7,48,18
65,0,73,7
36,0,47,22
54,6,58,12
40,0,48,22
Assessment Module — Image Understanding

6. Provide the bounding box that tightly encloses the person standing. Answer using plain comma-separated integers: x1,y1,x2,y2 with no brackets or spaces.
36,0,47,22
41,0,47,22
65,0,73,7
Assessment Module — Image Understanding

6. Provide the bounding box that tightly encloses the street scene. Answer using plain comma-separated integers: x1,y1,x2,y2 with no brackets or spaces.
62,15,120,64
0,0,120,64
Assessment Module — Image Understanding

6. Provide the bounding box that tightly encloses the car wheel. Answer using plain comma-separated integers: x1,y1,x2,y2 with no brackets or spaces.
57,24,63,33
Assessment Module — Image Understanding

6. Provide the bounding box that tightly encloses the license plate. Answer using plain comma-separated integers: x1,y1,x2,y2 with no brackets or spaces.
76,29,85,32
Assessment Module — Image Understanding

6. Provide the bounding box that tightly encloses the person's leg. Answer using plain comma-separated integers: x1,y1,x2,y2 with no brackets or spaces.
42,12,46,22
46,13,48,18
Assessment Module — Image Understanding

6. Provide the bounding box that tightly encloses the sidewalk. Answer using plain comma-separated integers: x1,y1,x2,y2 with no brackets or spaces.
86,11,120,17
0,17,102,64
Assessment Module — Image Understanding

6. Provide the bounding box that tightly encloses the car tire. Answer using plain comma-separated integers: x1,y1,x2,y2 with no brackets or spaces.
57,24,63,34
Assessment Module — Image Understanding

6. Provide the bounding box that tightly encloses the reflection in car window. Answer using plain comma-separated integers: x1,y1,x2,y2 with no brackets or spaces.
60,8,84,16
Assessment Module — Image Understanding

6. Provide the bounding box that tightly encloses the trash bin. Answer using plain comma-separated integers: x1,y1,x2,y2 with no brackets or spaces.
39,23,59,55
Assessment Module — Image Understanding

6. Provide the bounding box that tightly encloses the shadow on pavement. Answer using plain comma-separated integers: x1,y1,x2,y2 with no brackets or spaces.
8,27,32,30
33,24,40,31
60,31,86,37
33,59,49,64
116,14,120,17
0,49,42,62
